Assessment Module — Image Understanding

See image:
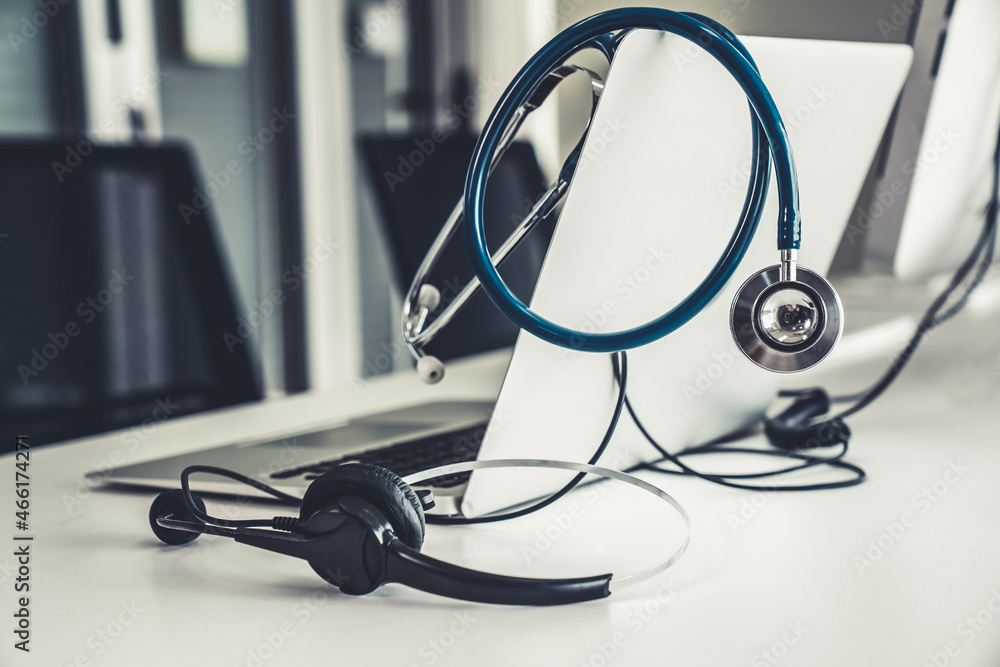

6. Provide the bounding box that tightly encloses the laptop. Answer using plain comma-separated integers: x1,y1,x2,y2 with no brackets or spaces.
94,32,912,512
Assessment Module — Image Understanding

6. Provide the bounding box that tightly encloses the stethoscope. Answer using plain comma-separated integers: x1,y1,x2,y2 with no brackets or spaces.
402,8,843,383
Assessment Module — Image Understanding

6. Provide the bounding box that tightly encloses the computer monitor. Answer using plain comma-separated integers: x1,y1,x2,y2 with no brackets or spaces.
862,0,1000,278
0,142,262,446
358,133,555,361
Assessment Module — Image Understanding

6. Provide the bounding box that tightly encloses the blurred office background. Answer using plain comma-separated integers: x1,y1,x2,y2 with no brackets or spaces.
0,0,919,443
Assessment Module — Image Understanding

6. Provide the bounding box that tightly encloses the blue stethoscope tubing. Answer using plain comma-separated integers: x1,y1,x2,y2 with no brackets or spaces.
463,8,800,353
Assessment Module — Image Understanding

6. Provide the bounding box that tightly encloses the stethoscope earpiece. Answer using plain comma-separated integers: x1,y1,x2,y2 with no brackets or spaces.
730,263,843,373
417,284,441,311
416,355,445,384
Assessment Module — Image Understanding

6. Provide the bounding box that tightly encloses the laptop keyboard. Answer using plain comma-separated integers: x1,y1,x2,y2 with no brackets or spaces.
269,422,487,488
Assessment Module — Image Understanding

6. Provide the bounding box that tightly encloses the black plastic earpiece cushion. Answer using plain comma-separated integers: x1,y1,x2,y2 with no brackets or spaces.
149,489,207,546
764,418,851,450
299,463,425,550
763,390,851,450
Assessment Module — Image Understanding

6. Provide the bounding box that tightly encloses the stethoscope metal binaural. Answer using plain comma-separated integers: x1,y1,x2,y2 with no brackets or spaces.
402,8,843,383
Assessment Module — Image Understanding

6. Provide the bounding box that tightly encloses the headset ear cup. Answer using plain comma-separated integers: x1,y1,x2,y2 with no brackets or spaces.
763,390,851,450
299,463,425,550
764,417,851,450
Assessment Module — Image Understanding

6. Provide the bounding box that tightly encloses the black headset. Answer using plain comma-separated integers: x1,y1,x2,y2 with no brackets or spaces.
149,463,614,606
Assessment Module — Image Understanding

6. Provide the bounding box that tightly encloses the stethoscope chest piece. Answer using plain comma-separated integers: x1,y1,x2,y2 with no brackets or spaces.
730,265,843,373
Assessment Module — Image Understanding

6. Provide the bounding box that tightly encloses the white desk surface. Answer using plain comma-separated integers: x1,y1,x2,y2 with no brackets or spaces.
3,298,1000,667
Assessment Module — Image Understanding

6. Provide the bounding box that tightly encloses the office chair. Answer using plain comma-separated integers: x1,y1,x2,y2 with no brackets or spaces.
359,132,555,361
0,141,262,446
